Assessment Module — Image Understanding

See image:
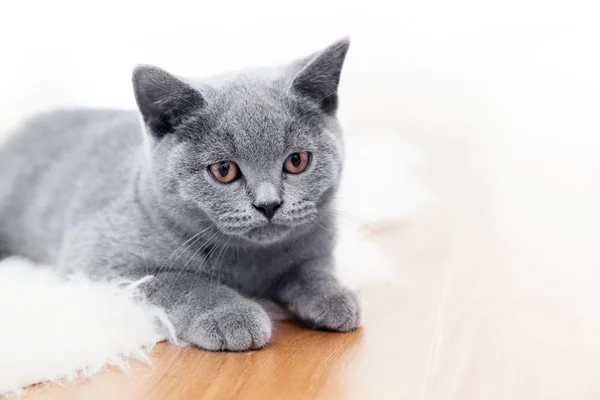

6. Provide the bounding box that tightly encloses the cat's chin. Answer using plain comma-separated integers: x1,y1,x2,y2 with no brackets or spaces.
242,224,292,245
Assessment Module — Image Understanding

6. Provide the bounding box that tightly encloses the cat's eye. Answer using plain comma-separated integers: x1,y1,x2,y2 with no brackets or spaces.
283,152,310,174
209,161,240,183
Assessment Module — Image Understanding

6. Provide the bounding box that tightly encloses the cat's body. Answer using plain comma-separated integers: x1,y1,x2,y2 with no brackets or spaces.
0,39,361,351
0,109,333,293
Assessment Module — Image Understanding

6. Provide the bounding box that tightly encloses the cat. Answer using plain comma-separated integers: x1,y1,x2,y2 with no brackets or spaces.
0,38,361,351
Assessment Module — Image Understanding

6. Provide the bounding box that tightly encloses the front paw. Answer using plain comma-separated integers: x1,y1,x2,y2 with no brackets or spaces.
185,302,272,351
294,288,362,332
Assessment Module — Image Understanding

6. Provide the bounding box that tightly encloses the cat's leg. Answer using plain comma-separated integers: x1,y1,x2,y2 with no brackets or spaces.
269,256,362,332
146,270,272,351
60,219,272,351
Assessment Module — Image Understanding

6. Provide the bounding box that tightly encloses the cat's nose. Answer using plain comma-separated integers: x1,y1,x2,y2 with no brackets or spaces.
253,201,281,220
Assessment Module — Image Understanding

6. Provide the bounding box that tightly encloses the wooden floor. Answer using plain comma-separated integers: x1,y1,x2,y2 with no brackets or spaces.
18,131,600,399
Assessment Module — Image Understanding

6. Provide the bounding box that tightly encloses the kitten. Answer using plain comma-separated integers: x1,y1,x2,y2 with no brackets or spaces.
0,38,361,351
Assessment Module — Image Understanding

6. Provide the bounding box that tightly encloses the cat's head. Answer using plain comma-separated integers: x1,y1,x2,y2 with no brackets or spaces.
132,38,349,245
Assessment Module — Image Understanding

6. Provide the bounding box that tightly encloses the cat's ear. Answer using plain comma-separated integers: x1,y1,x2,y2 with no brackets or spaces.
132,65,204,139
290,38,350,115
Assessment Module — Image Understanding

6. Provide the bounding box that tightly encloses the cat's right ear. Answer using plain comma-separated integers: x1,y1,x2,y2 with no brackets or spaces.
132,65,204,139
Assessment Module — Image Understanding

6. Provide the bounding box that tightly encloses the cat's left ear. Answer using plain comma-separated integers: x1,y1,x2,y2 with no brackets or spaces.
291,38,350,115
132,65,204,139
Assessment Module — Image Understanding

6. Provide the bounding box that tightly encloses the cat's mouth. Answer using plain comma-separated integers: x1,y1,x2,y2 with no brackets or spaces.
243,223,292,244
215,209,317,244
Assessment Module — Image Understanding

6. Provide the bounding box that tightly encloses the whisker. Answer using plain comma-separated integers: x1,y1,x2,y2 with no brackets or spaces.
320,210,364,231
209,235,231,302
165,230,220,296
217,236,233,287
154,226,211,279
188,232,227,295
312,220,339,238
321,207,375,227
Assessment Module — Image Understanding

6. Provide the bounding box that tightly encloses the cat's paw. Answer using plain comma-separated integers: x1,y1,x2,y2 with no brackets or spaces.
295,289,362,332
186,302,272,351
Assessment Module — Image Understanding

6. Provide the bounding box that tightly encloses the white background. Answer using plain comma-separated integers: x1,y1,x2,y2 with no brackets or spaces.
1,1,600,396
1,0,599,284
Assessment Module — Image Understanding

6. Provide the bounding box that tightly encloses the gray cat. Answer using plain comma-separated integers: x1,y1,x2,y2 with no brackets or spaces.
0,38,361,351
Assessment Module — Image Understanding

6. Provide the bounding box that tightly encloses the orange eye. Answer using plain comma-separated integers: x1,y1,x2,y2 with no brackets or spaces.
209,161,240,183
283,152,310,174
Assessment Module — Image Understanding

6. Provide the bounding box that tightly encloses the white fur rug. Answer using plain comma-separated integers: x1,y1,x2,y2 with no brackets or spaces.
0,135,429,395
0,259,175,394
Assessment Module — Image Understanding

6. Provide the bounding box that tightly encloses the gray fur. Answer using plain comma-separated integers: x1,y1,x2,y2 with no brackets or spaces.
0,38,361,351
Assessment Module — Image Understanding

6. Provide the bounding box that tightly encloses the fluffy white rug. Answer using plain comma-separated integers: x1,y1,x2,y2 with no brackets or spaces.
0,259,175,394
0,135,428,395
